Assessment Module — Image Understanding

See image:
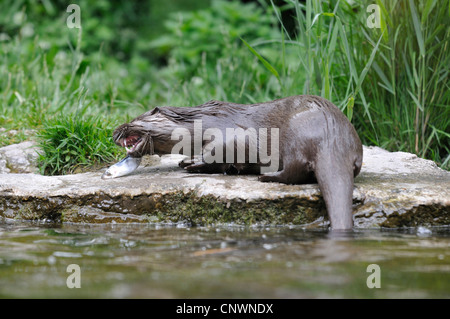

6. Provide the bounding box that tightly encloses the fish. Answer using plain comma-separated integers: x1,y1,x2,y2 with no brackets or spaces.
101,156,142,179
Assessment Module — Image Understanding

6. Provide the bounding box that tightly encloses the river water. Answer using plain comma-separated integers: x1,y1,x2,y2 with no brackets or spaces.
0,220,449,298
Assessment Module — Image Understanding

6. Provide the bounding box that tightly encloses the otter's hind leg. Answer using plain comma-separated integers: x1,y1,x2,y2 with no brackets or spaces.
314,152,355,230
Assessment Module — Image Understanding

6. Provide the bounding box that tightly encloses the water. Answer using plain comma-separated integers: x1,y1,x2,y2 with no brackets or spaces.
0,220,449,298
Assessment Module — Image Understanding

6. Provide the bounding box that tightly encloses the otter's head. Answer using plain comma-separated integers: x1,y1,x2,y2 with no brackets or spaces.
113,111,155,158
113,107,195,157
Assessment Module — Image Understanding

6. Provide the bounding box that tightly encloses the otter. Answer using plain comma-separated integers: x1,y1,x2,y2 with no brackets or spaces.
112,95,363,230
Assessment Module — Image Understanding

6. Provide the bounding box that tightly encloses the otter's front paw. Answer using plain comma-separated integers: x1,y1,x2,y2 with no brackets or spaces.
258,175,273,183
184,162,208,173
258,172,283,183
178,159,193,168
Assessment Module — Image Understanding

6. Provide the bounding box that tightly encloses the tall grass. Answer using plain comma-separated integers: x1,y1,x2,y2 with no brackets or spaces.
243,0,449,169
0,27,137,174
363,0,450,167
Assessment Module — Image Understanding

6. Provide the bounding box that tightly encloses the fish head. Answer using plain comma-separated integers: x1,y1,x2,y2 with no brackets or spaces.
101,168,115,180
101,165,120,179
101,156,142,180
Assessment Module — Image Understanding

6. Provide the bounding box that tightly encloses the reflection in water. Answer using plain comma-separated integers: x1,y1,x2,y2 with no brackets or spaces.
0,221,449,298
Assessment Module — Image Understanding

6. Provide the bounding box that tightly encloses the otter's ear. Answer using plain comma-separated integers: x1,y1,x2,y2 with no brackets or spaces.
150,107,160,115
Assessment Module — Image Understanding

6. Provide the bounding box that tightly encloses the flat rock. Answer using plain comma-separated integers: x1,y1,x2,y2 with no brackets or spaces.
0,146,448,228
0,141,39,174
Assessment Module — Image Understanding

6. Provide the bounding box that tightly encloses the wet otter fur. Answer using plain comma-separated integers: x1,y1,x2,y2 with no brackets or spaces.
113,95,363,230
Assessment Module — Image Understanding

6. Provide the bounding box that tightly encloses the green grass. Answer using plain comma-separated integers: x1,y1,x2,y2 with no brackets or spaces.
361,0,450,168
0,0,448,174
0,28,134,175
36,113,125,175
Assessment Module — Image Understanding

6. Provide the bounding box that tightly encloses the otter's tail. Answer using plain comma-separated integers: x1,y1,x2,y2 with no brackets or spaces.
314,151,357,230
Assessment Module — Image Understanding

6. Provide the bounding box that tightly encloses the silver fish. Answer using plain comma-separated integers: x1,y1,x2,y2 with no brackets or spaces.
101,156,141,179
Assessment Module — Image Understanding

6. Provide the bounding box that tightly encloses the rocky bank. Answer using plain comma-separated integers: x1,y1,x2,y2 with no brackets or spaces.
0,141,448,228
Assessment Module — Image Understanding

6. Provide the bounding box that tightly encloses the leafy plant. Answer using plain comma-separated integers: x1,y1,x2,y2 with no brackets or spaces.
150,0,281,77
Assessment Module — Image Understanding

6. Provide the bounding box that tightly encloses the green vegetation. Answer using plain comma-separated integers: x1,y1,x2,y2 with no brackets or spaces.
361,0,450,167
36,113,124,175
0,0,448,174
241,0,449,168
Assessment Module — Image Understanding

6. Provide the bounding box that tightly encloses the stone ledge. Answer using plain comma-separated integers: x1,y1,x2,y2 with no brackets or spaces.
0,146,448,228
0,141,39,174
